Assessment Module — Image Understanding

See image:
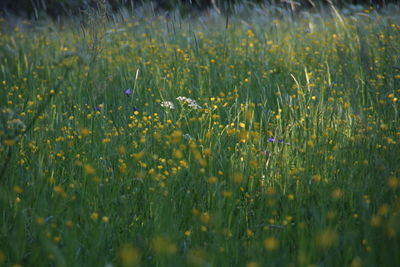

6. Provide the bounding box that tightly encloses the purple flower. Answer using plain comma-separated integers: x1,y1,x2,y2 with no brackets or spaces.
268,137,286,144
133,106,138,112
96,105,101,111
124,88,132,96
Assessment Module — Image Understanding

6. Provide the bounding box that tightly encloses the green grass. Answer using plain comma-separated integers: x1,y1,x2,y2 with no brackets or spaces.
0,4,399,267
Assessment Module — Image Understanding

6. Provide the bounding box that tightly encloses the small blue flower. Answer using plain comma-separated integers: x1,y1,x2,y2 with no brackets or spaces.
278,139,284,144
124,88,132,96
96,105,101,111
133,106,138,112
268,138,275,143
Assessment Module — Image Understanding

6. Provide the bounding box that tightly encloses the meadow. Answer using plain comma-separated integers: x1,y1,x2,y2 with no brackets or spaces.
0,4,399,266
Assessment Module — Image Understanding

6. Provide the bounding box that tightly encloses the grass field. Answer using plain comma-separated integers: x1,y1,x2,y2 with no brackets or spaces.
0,4,399,266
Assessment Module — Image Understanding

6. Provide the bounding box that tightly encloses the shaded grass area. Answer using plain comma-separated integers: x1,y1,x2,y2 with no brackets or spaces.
1,0,400,18
0,4,399,266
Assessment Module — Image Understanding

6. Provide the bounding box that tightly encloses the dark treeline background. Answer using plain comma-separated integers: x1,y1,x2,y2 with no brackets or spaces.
0,0,398,18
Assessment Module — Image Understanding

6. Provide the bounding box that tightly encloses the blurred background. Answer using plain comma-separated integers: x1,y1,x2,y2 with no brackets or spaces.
0,0,397,18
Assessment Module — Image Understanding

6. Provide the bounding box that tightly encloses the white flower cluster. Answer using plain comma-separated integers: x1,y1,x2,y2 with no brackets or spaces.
176,96,202,110
183,133,194,140
105,28,126,34
160,101,175,109
1,108,26,132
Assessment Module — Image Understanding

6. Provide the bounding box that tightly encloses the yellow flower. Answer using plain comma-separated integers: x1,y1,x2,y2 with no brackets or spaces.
84,164,96,175
35,217,45,225
13,186,23,194
316,229,337,249
246,262,259,267
151,236,177,254
331,188,343,200
207,176,218,184
119,245,141,266
312,174,321,182
263,237,279,251
222,191,232,198
4,139,15,146
79,128,90,137
54,186,63,193
388,176,398,188
90,212,99,221
199,213,210,224
232,172,244,183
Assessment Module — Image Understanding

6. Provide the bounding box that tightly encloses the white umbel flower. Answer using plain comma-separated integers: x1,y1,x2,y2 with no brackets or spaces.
176,96,202,110
160,101,175,109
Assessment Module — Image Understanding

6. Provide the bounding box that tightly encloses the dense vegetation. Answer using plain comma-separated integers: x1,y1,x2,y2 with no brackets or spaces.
0,3,399,267
1,0,399,18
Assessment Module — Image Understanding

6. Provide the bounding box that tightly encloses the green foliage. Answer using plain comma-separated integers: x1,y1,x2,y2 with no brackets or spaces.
0,4,399,266
1,0,399,18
